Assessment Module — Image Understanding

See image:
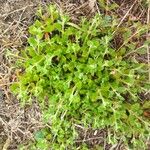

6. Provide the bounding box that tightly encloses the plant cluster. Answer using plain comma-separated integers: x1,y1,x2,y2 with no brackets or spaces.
11,5,150,150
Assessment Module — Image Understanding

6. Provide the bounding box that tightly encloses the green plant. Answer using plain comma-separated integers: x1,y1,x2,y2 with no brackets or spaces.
11,5,150,150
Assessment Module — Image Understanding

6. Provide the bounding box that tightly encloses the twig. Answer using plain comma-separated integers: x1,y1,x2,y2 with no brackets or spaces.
3,138,11,150
1,5,34,18
96,0,101,15
72,2,89,13
0,21,15,38
117,29,143,51
88,0,96,13
112,0,137,35
74,124,85,129
0,82,18,87
76,136,103,143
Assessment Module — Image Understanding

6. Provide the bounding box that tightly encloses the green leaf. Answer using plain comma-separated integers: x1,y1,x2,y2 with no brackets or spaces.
142,101,150,109
10,4,150,149
28,37,38,47
136,46,147,54
35,131,45,141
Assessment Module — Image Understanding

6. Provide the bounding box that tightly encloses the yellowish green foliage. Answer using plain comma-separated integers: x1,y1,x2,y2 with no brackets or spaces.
11,5,150,150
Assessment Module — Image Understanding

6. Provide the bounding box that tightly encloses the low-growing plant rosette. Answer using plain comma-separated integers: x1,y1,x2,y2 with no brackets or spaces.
11,5,150,149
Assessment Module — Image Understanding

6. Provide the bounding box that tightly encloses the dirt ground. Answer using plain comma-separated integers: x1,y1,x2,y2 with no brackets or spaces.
0,0,149,149
0,1,51,149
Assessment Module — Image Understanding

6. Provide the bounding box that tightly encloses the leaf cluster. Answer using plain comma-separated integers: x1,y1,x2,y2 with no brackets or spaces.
11,5,150,150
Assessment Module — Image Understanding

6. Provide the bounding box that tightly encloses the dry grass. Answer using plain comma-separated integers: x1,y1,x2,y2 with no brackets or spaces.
0,0,149,149
0,1,49,149
0,102,43,150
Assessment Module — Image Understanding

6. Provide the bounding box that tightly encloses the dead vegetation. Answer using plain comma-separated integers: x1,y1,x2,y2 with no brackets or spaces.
0,0,149,149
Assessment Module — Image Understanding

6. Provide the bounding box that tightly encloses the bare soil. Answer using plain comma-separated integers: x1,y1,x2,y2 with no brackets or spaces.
0,1,50,149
